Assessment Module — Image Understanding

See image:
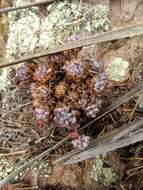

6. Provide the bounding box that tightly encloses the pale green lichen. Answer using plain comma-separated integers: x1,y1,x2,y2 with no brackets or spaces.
0,158,52,181
102,168,118,186
91,156,118,187
106,57,129,82
0,158,19,181
0,69,10,92
38,159,52,177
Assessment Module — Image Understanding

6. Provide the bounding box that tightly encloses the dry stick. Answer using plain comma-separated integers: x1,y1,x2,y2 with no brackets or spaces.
56,118,143,164
62,120,143,165
0,150,27,157
0,0,56,14
1,24,143,69
0,83,143,188
63,119,143,165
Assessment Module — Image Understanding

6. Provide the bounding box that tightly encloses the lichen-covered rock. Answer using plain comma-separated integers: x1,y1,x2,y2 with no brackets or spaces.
6,2,40,61
0,158,52,182
6,0,109,60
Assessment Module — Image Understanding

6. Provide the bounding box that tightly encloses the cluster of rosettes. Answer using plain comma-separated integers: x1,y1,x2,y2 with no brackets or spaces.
10,50,108,149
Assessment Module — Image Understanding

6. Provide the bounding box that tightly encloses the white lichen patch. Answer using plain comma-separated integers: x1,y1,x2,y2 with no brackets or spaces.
38,1,109,49
5,0,40,61
91,156,118,186
0,69,10,92
105,57,129,82
0,158,20,181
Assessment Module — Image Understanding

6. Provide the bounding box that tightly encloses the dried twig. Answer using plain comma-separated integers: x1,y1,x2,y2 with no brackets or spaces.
0,0,56,14
1,101,32,119
0,150,27,157
1,24,143,69
0,83,142,188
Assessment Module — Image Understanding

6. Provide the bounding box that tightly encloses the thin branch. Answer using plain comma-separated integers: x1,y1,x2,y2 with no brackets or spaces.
0,150,27,157
1,24,143,69
0,82,142,188
0,0,56,14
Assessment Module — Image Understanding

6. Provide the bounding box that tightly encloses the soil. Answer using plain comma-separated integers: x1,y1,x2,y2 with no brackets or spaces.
110,0,143,29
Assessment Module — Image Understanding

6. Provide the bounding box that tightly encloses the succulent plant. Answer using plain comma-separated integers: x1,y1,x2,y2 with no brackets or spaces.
87,73,107,95
6,0,111,148
79,46,103,72
71,135,90,149
68,127,80,140
64,59,87,82
93,73,107,94
78,98,88,110
84,100,102,118
16,65,29,80
54,105,77,128
67,90,79,103
10,64,31,84
48,53,65,65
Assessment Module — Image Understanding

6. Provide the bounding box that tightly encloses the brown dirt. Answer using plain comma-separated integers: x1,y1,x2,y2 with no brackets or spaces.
110,0,143,29
39,163,83,188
